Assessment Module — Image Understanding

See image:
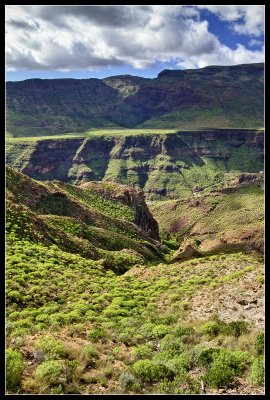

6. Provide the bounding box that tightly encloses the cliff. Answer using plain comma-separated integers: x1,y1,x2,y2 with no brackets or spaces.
6,129,264,200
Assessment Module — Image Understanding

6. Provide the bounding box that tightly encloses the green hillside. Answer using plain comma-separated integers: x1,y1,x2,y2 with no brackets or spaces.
6,167,264,395
6,63,264,137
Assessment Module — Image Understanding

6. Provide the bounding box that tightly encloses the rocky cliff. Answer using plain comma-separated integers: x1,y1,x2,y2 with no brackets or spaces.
6,129,264,199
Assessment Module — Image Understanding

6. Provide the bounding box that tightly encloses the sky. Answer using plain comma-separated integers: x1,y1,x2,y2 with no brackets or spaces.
5,5,265,81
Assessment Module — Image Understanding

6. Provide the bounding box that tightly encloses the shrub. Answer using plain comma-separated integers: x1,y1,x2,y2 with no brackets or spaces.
131,345,152,360
223,321,249,337
119,372,138,389
87,327,107,343
204,363,235,388
165,354,190,374
138,323,155,340
132,360,164,383
6,348,25,392
198,348,221,367
157,374,200,395
201,321,220,337
79,345,99,367
152,324,172,339
254,333,264,355
250,356,264,386
35,360,62,386
204,349,251,389
36,337,67,360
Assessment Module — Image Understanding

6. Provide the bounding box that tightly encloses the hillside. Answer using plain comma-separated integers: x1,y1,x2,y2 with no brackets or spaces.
6,167,161,272
150,176,264,258
6,63,264,137
6,129,264,200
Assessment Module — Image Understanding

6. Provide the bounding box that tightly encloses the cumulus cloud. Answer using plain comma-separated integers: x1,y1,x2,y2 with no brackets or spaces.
198,5,264,36
5,5,265,72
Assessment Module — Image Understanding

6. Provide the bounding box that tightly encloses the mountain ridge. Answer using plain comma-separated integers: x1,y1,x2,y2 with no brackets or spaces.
6,63,264,136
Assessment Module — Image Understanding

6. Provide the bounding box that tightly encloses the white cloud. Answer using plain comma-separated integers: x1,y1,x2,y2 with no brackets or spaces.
5,5,265,72
198,5,264,36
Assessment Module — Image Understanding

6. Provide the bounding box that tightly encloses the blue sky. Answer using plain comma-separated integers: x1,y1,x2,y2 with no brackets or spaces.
6,5,264,81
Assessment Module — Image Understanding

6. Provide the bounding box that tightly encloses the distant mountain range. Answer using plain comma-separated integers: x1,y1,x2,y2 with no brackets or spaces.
6,63,264,137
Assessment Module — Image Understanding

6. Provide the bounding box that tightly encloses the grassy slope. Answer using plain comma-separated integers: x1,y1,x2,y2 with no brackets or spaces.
6,238,264,394
149,182,264,255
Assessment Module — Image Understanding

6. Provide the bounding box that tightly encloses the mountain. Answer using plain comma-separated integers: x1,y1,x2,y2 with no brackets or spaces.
6,63,264,137
6,129,264,199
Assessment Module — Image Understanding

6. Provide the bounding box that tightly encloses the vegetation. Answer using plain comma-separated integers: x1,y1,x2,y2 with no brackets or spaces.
5,167,264,394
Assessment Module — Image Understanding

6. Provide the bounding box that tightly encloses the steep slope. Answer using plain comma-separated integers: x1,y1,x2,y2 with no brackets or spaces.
6,129,264,199
6,167,161,271
6,63,264,136
150,175,264,257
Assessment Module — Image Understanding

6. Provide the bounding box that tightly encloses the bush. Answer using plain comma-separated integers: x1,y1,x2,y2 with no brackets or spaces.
36,337,67,360
35,360,62,386
87,327,107,343
204,363,235,389
131,345,152,360
201,321,220,337
254,333,264,355
119,372,138,389
152,325,172,339
79,345,99,367
250,356,264,386
165,354,190,374
203,349,250,389
132,360,164,383
6,348,25,392
223,321,249,337
197,348,220,367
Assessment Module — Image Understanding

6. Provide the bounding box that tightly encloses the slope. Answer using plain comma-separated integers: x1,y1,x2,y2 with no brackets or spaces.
6,167,161,272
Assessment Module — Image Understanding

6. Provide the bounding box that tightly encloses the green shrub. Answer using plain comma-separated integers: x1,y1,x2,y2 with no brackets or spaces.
132,360,164,383
197,348,220,367
79,345,99,367
165,354,190,374
223,321,249,337
152,324,172,339
203,349,250,389
254,333,264,355
35,360,62,386
159,335,185,356
131,345,152,360
201,321,220,337
250,356,264,386
6,348,25,392
87,327,107,343
36,337,67,360
138,323,155,340
204,363,235,388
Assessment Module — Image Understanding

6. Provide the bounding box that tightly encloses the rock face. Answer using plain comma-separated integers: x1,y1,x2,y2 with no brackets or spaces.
172,239,201,262
6,129,264,199
6,63,264,136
